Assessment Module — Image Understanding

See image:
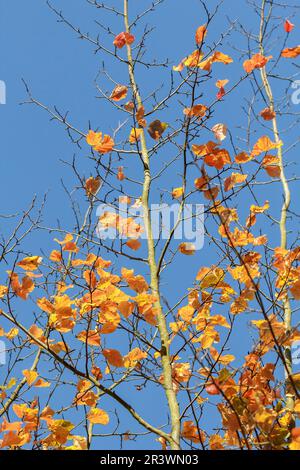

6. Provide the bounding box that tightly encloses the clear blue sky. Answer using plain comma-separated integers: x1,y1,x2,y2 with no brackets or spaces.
1,0,300,449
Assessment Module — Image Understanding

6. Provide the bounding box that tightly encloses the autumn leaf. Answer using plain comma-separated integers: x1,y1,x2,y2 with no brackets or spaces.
148,120,168,140
87,408,109,425
183,104,207,119
129,128,142,143
205,149,231,170
183,50,204,68
34,378,50,388
192,141,218,157
216,79,229,100
172,187,184,199
205,382,220,396
110,84,128,101
194,176,208,191
179,242,196,255
102,348,124,367
262,155,281,178
260,107,276,121
136,105,146,127
123,348,147,368
235,151,252,164
284,19,295,33
224,172,247,192
182,421,206,443
211,123,227,141
54,233,79,253
117,166,125,181
119,300,135,318
126,239,141,251
178,305,194,322
6,328,19,340
85,176,101,197
196,266,224,288
198,51,233,72
173,58,186,72
77,329,101,347
243,53,272,73
290,428,300,450
192,141,231,169
0,285,8,298
209,434,224,450
124,101,134,112
251,135,282,157
172,362,191,383
281,45,300,58
195,24,207,45
113,32,135,49
17,256,42,271
49,250,62,263
22,370,38,386
86,130,114,154
10,273,34,300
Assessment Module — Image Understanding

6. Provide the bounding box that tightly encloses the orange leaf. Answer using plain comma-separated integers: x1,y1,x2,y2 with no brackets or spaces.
77,329,101,347
49,250,62,263
179,242,196,255
173,58,186,72
37,297,55,314
235,151,252,163
194,176,208,191
126,239,141,251
172,187,184,199
123,348,147,368
148,120,168,140
192,141,219,157
129,128,142,143
205,149,231,170
117,166,125,181
243,53,272,73
6,328,19,340
251,135,282,156
85,176,101,197
22,370,38,386
195,24,207,45
262,155,281,178
199,51,233,72
110,84,128,101
284,19,294,33
136,105,146,127
34,378,50,388
102,348,124,367
183,104,207,118
17,256,42,271
224,172,247,192
182,421,205,443
86,130,114,154
260,107,276,121
10,273,34,300
113,32,135,49
184,50,204,68
216,79,229,99
281,45,300,58
118,300,135,318
87,408,109,425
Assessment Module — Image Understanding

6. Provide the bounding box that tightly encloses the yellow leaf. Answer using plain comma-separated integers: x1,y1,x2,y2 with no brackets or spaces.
16,256,42,271
22,370,38,386
87,408,109,425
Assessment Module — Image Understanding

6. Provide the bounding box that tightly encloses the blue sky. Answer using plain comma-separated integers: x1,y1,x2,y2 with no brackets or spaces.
1,0,300,450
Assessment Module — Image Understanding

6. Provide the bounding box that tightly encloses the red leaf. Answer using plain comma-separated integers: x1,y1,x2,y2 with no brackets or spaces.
284,19,294,33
